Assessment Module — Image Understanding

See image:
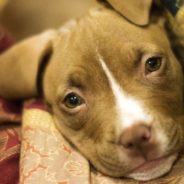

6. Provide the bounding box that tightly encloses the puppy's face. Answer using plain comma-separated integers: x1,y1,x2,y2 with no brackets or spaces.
44,8,184,181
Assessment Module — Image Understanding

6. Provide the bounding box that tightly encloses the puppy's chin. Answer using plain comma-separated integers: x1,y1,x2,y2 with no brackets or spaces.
126,153,178,181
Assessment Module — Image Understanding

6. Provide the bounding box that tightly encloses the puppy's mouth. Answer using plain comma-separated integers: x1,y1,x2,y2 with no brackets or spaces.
126,153,178,181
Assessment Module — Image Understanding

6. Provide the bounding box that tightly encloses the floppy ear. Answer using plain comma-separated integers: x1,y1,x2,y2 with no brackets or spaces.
0,30,57,99
105,0,153,26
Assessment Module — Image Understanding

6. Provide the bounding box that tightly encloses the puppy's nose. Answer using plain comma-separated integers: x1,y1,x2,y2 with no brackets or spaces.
119,124,151,154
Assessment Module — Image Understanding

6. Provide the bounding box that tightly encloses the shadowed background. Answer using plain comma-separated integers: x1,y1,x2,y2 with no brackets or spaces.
0,0,97,40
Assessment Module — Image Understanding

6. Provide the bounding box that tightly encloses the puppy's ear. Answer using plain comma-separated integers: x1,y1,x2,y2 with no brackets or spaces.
0,30,57,99
106,0,153,26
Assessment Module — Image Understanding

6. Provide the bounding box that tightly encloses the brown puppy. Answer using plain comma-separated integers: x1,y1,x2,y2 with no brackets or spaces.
0,2,184,182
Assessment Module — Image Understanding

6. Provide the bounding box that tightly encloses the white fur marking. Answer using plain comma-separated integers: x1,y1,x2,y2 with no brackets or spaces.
89,8,102,17
99,56,152,129
59,19,77,33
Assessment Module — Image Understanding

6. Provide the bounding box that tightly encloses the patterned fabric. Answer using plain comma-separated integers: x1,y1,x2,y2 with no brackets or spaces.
0,27,21,184
0,98,21,184
19,100,184,184
0,126,20,184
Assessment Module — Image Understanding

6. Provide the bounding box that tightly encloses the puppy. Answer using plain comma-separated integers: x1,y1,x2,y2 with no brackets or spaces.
0,0,184,181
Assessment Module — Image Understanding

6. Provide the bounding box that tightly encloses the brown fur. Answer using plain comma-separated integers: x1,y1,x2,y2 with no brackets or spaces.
0,1,184,181
43,6,184,178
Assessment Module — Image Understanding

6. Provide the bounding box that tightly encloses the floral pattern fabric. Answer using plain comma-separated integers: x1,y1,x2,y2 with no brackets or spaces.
0,27,20,184
0,98,21,184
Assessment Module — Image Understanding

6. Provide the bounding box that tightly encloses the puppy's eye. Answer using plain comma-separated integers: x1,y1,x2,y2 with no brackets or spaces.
145,57,162,73
63,93,83,108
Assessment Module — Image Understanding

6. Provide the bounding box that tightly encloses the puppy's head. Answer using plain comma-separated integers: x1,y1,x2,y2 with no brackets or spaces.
0,4,184,182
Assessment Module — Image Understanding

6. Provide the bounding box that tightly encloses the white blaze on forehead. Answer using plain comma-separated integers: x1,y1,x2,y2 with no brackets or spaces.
99,56,152,129
59,19,77,34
